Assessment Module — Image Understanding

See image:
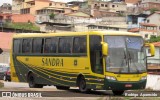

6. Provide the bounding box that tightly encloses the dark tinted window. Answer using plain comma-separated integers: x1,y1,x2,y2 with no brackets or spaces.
33,38,43,53
44,37,57,53
22,39,32,53
59,37,72,53
13,39,21,53
90,35,103,74
73,36,87,53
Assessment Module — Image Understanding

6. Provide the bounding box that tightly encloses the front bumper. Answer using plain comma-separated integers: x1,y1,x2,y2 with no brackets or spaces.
104,79,146,90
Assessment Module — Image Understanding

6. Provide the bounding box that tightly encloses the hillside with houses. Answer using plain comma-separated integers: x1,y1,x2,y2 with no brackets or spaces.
0,0,159,39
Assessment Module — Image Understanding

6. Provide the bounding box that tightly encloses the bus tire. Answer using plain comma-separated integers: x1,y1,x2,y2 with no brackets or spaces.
28,73,43,88
78,77,90,93
56,86,70,90
112,90,124,95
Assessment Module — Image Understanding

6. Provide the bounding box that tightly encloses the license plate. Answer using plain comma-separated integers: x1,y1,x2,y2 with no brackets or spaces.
125,84,132,87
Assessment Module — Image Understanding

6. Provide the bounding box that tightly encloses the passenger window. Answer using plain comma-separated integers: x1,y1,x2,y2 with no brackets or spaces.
22,39,32,53
44,38,51,53
32,38,43,53
59,37,72,53
13,39,21,53
50,38,57,53
73,36,87,53
44,37,57,53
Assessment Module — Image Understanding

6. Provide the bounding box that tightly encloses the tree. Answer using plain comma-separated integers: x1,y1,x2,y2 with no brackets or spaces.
150,8,159,14
149,35,160,43
49,13,55,20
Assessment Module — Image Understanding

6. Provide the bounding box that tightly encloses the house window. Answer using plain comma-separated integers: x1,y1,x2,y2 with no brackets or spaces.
112,5,115,8
101,4,104,7
147,19,149,23
105,4,107,7
49,3,52,6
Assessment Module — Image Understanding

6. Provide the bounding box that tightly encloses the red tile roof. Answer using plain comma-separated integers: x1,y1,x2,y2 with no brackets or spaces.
152,42,160,47
140,23,157,27
0,32,14,51
128,28,140,32
125,0,140,4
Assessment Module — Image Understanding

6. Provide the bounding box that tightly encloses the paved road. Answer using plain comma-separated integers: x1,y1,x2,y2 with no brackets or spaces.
0,81,113,100
1,81,159,100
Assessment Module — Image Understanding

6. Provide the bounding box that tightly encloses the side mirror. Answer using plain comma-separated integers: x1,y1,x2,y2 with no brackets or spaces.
145,43,155,57
101,42,108,56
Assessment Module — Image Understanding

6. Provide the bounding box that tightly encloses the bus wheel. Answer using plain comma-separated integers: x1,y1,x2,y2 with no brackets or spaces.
112,90,124,95
28,73,43,88
56,86,70,90
79,77,90,93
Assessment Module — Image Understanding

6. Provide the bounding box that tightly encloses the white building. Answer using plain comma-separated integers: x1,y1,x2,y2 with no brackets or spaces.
145,12,160,35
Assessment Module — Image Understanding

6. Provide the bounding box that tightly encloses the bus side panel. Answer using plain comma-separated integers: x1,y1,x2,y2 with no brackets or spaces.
12,55,29,82
17,56,91,86
10,51,20,82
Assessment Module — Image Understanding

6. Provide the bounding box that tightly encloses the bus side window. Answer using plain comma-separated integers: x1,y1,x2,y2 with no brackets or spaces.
32,38,43,53
13,39,21,53
44,38,51,53
73,37,80,53
22,39,32,53
59,37,72,53
59,38,64,53
50,37,57,53
79,37,87,53
73,36,86,53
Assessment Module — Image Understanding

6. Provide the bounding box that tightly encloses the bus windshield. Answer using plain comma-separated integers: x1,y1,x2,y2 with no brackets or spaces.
104,36,146,73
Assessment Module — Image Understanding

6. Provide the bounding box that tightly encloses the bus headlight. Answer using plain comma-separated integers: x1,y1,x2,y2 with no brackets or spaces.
105,76,116,80
141,76,147,80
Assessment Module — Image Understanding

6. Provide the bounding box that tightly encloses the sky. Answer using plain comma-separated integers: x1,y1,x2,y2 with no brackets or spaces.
0,0,84,6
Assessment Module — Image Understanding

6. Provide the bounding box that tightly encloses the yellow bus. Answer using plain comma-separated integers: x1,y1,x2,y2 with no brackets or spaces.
10,31,155,95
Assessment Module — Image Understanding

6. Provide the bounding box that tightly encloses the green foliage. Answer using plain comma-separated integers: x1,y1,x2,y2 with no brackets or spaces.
149,35,160,43
118,13,124,17
4,22,40,31
150,8,159,14
49,13,55,19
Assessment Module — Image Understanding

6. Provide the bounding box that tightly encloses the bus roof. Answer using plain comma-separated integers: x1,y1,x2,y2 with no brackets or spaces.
13,31,141,38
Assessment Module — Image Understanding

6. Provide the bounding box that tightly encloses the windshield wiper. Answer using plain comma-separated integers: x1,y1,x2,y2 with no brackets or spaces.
128,51,140,74
118,50,127,74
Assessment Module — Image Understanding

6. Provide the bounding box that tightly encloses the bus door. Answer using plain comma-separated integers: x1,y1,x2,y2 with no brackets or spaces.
90,35,103,74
